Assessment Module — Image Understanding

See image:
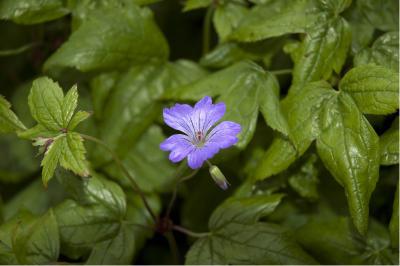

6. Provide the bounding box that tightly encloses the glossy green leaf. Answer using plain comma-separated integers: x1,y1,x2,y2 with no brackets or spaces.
357,0,399,32
186,194,316,265
213,2,248,42
318,0,352,14
380,118,399,165
316,93,380,235
166,61,288,149
0,96,26,133
229,0,319,42
389,183,399,249
340,65,399,115
96,60,207,164
291,17,351,90
104,125,176,193
0,0,69,24
354,31,399,72
44,3,169,72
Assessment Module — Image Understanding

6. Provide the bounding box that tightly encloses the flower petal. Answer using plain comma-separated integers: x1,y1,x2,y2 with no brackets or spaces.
163,104,194,135
187,145,220,169
192,96,226,134
207,121,241,149
160,134,194,163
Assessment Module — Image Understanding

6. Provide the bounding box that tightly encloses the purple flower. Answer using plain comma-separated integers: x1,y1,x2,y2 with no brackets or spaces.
160,96,241,169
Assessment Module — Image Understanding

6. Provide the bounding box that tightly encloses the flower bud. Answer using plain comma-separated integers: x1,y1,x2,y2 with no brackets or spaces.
209,165,229,190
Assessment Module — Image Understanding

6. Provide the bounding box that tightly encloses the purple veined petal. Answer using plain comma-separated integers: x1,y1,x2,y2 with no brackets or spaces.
206,121,241,149
163,104,194,135
187,145,220,169
160,134,195,163
191,96,226,134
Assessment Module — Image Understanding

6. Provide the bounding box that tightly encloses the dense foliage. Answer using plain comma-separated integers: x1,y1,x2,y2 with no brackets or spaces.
0,0,398,264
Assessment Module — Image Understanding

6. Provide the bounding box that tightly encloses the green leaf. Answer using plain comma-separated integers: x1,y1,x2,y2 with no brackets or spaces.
318,0,352,14
61,85,78,127
380,117,399,165
200,38,286,69
183,0,211,11
90,72,120,121
389,183,399,249
44,3,169,72
339,65,399,115
291,17,351,90
209,194,284,228
357,0,399,32
0,95,26,133
96,60,207,164
58,132,90,178
166,61,288,149
213,2,248,42
354,31,399,72
252,136,298,180
316,93,380,235
186,194,316,265
229,0,319,42
104,125,176,193
288,154,319,200
68,111,91,131
12,210,60,264
41,136,64,187
0,0,69,24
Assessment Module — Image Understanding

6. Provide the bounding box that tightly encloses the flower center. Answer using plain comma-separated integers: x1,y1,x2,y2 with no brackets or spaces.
193,131,205,147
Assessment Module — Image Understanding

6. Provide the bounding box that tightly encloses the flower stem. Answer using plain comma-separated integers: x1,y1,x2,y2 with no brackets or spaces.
165,232,180,264
79,133,157,223
270,69,292,75
173,225,211,238
202,6,214,56
166,168,199,218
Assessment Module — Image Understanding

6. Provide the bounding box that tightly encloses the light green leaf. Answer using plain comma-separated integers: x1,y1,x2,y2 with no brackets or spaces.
44,3,169,72
354,31,399,72
0,0,69,24
229,0,319,42
95,60,207,164
68,111,91,131
183,0,211,11
12,210,60,264
61,85,78,127
339,65,399,115
209,194,284,229
213,2,248,42
316,93,380,235
380,118,399,165
291,17,351,90
104,125,176,193
41,136,64,187
28,77,64,130
0,96,26,133
389,183,399,249
357,0,399,32
58,132,90,178
166,61,288,149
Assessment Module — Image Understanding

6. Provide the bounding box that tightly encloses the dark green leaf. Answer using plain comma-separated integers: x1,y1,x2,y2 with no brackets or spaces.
339,65,399,115
354,31,399,72
379,117,399,165
0,0,69,24
288,154,319,200
316,93,380,235
229,0,319,42
0,96,26,133
166,61,288,149
44,3,169,72
291,17,351,90
357,0,399,32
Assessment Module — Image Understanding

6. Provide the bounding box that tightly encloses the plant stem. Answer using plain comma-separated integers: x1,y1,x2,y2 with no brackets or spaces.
79,133,157,223
0,42,40,57
270,69,292,75
165,232,180,264
172,225,211,238
202,6,214,56
166,169,199,218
